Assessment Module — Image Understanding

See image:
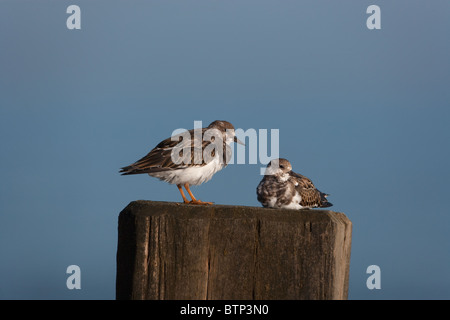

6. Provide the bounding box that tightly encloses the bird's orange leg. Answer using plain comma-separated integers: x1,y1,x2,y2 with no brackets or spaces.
184,183,213,205
177,184,190,204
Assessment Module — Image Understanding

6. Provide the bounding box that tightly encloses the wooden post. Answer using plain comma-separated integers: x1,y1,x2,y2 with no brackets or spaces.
116,200,352,300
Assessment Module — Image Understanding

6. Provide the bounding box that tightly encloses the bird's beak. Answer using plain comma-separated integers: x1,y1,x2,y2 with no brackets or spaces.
234,136,245,146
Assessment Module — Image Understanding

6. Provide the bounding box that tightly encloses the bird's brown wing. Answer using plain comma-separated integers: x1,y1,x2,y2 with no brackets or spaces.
120,128,230,175
290,171,325,208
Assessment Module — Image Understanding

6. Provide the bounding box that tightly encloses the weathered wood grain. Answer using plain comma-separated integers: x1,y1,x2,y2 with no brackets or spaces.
116,200,352,300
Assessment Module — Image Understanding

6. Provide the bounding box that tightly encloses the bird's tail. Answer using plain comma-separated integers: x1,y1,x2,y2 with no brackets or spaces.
119,166,144,175
119,165,171,175
319,192,333,208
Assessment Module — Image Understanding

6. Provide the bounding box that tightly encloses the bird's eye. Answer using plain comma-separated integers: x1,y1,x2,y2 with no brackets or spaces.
280,165,284,169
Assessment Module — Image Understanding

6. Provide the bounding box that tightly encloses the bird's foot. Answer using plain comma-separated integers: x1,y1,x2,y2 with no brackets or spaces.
188,199,213,205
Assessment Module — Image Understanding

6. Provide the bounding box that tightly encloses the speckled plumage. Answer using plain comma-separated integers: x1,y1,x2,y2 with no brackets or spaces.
120,120,243,204
257,158,332,209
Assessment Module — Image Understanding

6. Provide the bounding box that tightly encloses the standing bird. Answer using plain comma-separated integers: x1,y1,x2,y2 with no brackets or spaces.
120,120,244,205
257,158,332,209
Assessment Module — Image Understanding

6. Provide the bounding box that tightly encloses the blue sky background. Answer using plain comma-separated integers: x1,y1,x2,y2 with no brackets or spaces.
1,1,449,299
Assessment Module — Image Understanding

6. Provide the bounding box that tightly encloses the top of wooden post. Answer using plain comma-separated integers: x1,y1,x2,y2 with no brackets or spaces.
120,200,350,225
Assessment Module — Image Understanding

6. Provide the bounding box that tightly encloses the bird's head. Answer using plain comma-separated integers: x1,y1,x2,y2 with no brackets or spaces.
264,158,292,178
207,120,245,145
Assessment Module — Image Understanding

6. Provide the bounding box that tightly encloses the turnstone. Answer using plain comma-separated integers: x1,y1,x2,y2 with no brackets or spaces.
120,120,244,205
256,158,332,209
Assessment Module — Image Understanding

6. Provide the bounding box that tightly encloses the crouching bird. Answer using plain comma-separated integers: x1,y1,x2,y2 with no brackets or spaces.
257,158,332,209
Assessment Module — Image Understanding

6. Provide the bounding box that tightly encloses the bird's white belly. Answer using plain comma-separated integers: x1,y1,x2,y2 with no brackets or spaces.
281,192,304,209
149,159,224,185
266,196,278,208
267,192,303,210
